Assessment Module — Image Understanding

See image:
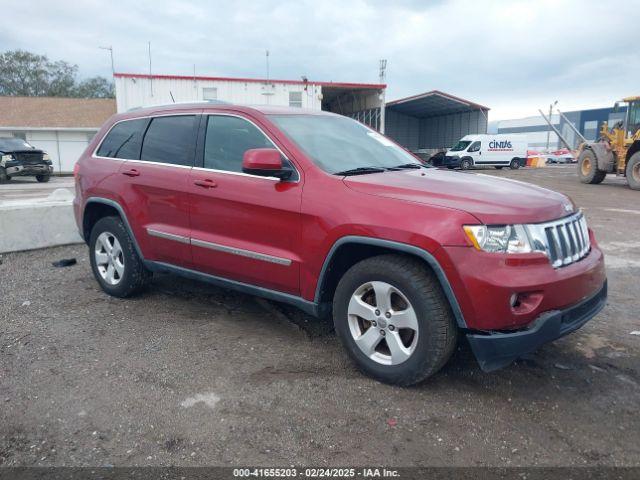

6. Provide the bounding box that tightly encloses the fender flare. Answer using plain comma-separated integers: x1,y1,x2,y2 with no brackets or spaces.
84,197,144,259
314,236,468,328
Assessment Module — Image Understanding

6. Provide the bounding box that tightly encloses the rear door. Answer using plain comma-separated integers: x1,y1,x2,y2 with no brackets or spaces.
118,113,199,267
188,113,303,295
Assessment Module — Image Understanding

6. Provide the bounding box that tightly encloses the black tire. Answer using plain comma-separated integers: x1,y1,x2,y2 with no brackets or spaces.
460,158,472,170
494,166,504,170
509,158,520,170
35,174,50,182
578,149,606,184
89,216,151,298
0,167,8,183
626,151,640,191
332,254,458,386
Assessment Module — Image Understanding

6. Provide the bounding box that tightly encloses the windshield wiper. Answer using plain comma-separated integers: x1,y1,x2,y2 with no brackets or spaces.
333,166,388,176
391,163,423,169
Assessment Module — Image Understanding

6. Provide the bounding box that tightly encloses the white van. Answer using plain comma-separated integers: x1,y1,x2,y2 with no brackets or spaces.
441,134,528,170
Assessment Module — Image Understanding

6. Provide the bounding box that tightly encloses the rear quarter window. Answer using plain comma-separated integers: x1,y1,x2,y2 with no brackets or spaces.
96,118,148,159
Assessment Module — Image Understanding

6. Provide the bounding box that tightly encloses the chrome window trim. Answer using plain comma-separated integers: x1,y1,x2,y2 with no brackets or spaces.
145,227,292,266
192,166,279,181
199,112,301,183
91,112,301,183
147,228,190,244
91,112,199,161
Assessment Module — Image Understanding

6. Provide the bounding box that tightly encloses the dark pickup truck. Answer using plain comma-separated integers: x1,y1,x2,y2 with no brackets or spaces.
0,138,53,183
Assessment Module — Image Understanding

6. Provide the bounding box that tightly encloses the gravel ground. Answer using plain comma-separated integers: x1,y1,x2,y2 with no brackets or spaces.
0,165,639,467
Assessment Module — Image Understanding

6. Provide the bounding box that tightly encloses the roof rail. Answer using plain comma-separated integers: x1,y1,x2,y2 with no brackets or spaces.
127,99,230,112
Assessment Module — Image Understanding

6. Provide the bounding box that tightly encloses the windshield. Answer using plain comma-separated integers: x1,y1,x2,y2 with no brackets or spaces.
449,140,471,152
0,138,34,151
269,114,420,174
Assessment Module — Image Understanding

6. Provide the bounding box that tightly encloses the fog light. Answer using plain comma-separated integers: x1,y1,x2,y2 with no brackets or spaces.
509,293,520,308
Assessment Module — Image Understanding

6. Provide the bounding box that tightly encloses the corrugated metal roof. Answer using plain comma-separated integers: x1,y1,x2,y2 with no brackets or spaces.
0,96,116,129
386,90,489,118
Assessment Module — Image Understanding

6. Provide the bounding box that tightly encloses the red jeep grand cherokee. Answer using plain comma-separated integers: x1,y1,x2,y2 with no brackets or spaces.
74,103,607,386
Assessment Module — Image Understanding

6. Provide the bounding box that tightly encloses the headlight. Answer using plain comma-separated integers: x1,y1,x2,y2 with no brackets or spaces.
463,224,532,253
43,153,51,161
0,154,13,166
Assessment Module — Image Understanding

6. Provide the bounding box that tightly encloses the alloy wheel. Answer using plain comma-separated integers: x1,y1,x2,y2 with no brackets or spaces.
347,281,419,365
95,231,125,286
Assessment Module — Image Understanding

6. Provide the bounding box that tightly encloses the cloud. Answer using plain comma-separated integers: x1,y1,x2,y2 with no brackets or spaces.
2,0,639,119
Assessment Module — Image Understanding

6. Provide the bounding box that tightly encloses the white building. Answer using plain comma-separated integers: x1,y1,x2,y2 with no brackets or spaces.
114,72,386,130
0,96,116,173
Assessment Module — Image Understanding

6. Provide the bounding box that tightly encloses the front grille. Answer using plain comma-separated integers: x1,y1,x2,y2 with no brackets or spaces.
14,152,44,165
526,212,590,268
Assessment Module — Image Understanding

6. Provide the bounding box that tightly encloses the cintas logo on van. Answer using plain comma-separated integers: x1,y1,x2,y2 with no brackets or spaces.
489,140,513,151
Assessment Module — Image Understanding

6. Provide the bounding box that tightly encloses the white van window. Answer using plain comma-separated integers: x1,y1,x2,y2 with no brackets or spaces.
468,141,481,152
450,140,471,152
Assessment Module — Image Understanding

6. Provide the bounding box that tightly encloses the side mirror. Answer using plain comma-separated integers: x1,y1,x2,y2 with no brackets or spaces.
242,148,291,180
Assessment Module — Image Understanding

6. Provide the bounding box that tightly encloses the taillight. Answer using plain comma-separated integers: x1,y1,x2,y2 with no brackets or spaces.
73,162,80,178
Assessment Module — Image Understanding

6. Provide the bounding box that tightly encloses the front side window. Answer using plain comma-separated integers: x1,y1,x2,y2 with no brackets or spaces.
269,114,420,174
140,115,197,166
203,115,273,172
450,140,471,152
468,141,481,152
96,118,147,159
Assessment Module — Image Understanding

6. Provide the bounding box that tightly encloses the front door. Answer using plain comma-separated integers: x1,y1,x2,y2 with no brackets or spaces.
188,113,302,295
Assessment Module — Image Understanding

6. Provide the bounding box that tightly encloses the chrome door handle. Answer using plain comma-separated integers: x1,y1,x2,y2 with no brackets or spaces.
122,168,140,177
194,179,217,188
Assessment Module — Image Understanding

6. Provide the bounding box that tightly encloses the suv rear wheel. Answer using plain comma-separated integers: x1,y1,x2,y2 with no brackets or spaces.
36,174,50,182
333,254,457,386
89,216,151,297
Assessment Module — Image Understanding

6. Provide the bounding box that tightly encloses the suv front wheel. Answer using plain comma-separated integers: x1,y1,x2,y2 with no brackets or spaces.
89,216,151,297
333,254,457,386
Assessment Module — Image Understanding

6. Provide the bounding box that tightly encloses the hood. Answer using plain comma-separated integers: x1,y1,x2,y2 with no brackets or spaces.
343,168,574,225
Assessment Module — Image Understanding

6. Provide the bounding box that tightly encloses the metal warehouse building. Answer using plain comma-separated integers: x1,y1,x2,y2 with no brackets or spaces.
384,90,489,156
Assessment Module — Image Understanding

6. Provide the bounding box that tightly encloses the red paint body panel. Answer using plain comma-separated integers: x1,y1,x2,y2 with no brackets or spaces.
74,103,607,335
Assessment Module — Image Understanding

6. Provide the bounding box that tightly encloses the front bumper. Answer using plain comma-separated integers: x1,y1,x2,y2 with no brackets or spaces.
467,280,607,371
5,161,53,176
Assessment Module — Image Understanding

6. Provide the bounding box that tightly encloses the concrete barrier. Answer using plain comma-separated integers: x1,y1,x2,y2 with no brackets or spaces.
0,189,83,253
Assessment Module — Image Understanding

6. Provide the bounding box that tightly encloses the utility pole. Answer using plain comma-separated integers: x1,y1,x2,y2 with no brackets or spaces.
379,59,387,134
148,41,153,97
98,46,115,77
545,100,558,151
265,50,270,80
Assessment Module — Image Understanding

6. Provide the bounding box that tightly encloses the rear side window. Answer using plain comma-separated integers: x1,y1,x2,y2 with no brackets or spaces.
140,115,197,166
204,115,273,172
97,119,147,159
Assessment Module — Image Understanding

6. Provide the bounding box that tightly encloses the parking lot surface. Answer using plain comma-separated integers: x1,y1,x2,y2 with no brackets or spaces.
0,177,74,203
1,166,639,467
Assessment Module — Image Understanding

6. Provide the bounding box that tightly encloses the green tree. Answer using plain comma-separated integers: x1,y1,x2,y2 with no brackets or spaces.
0,50,114,98
74,76,115,99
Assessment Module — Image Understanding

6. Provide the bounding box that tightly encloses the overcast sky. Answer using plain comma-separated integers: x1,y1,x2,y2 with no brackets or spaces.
3,0,639,120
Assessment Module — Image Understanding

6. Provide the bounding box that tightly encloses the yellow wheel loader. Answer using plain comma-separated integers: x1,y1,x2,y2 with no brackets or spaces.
577,96,640,190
